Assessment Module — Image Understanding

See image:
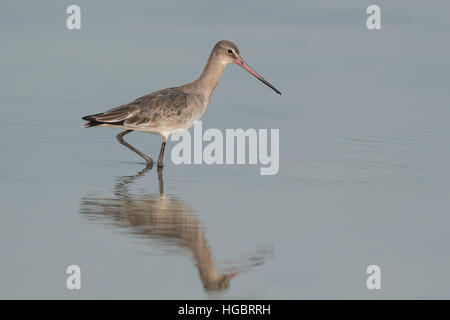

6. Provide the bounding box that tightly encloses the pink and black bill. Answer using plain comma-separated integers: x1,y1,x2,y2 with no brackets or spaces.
234,57,282,95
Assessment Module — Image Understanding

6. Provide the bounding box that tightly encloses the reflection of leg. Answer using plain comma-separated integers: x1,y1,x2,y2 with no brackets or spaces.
157,137,167,168
157,167,164,196
138,163,153,176
116,130,154,166
114,163,153,197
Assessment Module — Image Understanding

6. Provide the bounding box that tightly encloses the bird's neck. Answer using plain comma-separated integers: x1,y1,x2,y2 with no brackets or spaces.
195,52,226,98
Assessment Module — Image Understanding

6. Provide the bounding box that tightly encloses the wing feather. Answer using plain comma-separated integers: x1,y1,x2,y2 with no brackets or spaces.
83,87,189,128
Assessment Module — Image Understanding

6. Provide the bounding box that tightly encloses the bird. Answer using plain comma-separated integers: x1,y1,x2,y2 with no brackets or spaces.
82,40,281,169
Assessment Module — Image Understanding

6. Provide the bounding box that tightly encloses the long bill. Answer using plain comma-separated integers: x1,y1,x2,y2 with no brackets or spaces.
234,57,281,95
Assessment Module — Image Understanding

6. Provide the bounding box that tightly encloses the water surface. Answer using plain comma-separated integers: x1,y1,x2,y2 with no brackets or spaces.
1,1,450,299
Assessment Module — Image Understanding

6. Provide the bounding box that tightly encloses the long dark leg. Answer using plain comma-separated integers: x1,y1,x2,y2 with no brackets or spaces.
157,137,167,168
116,130,154,166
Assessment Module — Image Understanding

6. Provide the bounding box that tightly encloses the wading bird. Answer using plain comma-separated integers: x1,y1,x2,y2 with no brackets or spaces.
82,40,281,168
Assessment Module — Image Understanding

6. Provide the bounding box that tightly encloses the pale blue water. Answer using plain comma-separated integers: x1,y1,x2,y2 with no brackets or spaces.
1,1,450,299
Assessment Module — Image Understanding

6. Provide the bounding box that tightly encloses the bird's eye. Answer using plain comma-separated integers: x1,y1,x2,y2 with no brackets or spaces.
227,49,233,54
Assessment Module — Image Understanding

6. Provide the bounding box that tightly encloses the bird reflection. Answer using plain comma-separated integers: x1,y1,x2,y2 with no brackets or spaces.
79,165,272,293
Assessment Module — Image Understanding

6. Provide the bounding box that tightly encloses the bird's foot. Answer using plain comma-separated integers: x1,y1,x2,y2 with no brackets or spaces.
144,156,154,167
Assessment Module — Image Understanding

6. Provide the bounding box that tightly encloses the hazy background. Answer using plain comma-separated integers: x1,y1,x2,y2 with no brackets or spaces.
1,0,449,299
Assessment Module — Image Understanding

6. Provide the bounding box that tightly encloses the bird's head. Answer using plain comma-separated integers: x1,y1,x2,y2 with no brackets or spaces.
213,40,281,95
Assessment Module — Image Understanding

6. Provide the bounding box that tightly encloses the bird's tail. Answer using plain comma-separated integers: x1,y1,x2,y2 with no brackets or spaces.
81,114,102,128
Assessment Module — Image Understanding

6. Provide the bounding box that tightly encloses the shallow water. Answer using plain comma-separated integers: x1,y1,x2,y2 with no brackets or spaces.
1,1,450,299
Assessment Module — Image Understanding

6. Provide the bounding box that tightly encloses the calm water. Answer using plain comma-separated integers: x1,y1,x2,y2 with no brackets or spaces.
1,1,450,299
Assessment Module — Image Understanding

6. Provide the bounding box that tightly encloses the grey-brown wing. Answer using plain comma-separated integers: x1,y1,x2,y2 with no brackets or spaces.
89,87,189,127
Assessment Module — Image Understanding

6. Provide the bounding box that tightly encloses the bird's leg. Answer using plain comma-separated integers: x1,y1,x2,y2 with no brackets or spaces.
157,137,167,168
116,130,154,166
